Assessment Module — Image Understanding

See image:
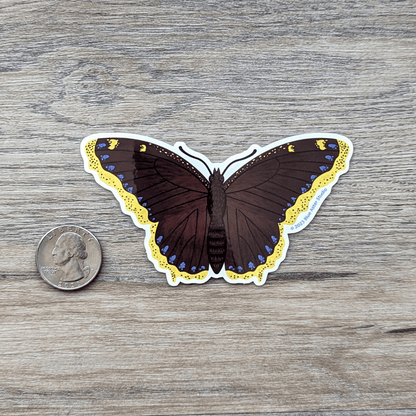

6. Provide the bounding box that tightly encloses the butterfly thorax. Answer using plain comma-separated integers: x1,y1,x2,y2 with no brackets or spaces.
208,169,226,226
207,169,227,274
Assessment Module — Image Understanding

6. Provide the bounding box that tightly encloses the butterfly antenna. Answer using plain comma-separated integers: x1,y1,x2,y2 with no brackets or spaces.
179,146,212,175
222,149,257,176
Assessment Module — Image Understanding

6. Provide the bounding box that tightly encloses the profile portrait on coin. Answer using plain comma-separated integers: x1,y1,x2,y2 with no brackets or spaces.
52,232,89,282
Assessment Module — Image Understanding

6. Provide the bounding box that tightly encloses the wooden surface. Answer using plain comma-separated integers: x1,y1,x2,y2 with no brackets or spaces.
1,1,415,414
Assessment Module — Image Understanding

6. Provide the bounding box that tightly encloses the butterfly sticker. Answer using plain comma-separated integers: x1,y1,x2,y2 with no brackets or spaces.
81,133,353,286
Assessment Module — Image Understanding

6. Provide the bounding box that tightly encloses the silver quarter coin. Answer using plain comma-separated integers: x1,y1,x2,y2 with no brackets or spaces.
36,225,102,290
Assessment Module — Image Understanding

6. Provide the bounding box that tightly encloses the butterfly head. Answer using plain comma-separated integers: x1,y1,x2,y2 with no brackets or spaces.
209,168,224,184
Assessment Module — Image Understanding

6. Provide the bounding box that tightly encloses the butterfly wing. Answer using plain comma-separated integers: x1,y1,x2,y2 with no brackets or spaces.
81,134,211,285
222,135,353,285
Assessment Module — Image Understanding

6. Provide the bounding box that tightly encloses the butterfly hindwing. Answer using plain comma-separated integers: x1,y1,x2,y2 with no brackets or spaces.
223,137,352,285
81,135,211,285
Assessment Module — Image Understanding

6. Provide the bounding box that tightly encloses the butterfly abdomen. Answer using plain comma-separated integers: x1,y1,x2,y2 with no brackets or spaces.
207,169,227,274
207,228,226,274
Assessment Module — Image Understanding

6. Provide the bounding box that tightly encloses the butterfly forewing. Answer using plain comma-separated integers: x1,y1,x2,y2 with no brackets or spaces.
223,138,348,284
87,137,211,284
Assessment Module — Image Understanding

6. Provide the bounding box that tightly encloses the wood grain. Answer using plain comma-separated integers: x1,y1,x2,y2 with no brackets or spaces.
1,1,415,414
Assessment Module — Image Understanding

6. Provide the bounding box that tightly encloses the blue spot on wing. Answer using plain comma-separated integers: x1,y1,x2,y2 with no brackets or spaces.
97,143,106,149
237,266,243,273
142,203,147,207
320,165,329,172
191,266,196,273
127,187,133,193
199,266,206,271
271,235,278,244
306,183,311,188
325,155,335,161
291,197,296,203
258,255,265,263
117,174,124,180
265,245,272,254
248,262,255,270
179,262,186,271
301,187,307,193
156,236,163,244
168,255,176,264
100,154,109,161
228,266,235,270
328,143,338,150
138,197,143,202
123,183,129,188
287,203,292,207
161,245,169,254
310,175,317,181
105,165,115,171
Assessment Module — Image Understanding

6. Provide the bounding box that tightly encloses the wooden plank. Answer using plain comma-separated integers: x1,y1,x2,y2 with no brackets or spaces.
1,0,415,414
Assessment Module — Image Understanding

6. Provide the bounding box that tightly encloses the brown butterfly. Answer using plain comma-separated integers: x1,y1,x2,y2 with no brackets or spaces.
81,133,352,286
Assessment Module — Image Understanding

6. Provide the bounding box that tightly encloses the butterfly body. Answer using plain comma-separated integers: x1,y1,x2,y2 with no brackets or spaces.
81,133,353,286
207,169,227,274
